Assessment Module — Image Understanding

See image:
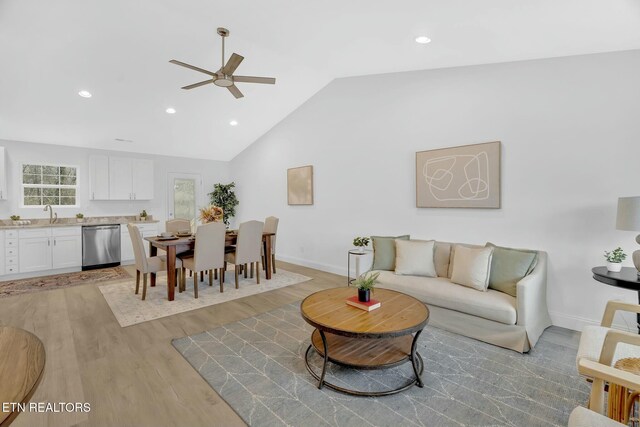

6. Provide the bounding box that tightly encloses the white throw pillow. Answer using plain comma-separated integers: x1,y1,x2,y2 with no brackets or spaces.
394,239,437,277
450,245,494,291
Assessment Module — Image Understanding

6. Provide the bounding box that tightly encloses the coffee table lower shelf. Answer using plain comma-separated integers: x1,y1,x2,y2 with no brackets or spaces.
304,329,424,397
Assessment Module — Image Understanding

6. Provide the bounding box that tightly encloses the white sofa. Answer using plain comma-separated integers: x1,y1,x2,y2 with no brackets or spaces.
373,241,552,353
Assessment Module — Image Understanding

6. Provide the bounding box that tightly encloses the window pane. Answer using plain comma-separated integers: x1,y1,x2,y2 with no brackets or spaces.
43,188,60,197
23,165,41,175
60,175,76,185
24,187,42,197
60,188,75,197
43,166,59,175
24,196,42,206
23,174,41,184
43,196,59,206
43,175,60,185
60,197,75,205
60,167,76,177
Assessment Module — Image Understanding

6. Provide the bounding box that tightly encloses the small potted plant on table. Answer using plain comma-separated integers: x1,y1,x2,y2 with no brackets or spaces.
139,210,148,221
353,271,379,303
353,236,370,254
10,215,20,225
76,213,84,223
605,247,627,272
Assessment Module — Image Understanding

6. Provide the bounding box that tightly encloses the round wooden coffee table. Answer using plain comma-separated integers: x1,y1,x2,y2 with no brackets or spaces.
300,287,429,396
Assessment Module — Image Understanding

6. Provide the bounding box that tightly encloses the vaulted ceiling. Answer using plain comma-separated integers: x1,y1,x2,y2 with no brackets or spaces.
1,0,639,160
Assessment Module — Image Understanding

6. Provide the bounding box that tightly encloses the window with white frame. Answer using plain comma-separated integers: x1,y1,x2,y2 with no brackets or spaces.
22,164,78,206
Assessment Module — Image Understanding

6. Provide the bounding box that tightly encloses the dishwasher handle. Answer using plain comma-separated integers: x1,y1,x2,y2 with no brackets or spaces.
83,225,121,231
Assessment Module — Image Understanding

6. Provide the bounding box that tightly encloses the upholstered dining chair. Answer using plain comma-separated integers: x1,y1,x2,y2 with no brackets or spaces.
225,220,264,289
128,224,182,300
262,216,279,274
166,219,191,234
178,222,226,298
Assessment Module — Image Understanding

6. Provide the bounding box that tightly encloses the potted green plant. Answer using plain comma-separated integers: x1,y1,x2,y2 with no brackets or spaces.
208,182,239,227
139,210,148,221
353,271,379,302
605,247,627,272
76,213,84,223
353,236,370,253
10,215,20,225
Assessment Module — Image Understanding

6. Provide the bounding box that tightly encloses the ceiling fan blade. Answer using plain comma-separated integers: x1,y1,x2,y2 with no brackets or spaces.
181,79,214,90
227,85,244,99
169,60,217,77
233,76,276,85
222,53,244,75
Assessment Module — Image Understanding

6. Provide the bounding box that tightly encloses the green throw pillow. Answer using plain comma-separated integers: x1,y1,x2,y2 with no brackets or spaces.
371,235,410,271
486,242,538,297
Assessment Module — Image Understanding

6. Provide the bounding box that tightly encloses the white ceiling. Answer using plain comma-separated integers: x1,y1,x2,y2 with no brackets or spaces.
1,0,639,161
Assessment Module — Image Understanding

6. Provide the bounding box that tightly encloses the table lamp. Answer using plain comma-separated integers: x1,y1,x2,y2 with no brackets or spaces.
616,196,640,276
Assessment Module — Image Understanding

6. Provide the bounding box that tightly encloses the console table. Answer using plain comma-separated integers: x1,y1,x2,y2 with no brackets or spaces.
593,266,640,331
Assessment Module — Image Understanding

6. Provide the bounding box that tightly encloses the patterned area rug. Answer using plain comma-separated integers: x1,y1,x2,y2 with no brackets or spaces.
0,266,131,298
99,269,312,327
173,303,589,427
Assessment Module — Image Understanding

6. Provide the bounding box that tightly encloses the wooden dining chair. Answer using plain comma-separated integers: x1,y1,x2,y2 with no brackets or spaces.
178,222,226,298
128,224,182,300
225,220,264,288
166,219,191,234
262,216,279,274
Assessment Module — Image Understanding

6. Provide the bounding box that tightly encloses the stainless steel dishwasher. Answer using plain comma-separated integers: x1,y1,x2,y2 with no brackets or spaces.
82,224,121,270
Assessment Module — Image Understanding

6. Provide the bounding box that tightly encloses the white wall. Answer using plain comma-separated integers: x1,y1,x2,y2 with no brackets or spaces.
0,139,231,228
230,49,640,331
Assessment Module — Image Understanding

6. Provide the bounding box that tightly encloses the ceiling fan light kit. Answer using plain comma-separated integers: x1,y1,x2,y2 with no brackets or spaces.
170,27,276,99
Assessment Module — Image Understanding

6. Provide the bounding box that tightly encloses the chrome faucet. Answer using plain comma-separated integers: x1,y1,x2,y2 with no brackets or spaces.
43,204,57,224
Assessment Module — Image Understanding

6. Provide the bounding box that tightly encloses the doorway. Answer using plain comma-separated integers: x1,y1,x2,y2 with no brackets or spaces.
167,173,203,225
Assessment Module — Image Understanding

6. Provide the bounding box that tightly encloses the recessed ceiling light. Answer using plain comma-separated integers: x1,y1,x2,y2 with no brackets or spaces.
229,120,238,126
166,107,176,114
78,90,92,98
415,36,431,44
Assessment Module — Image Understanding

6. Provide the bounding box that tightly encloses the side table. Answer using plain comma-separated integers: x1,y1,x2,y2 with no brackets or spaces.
347,249,371,286
593,266,640,332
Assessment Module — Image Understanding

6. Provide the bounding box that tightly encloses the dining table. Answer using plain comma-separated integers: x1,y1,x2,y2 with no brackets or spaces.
144,231,275,301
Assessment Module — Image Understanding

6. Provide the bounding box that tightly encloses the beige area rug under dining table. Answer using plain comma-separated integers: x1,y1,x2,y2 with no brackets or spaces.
99,268,312,327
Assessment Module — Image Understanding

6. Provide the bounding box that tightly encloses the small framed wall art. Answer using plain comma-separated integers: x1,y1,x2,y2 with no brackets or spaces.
287,165,314,205
416,141,501,208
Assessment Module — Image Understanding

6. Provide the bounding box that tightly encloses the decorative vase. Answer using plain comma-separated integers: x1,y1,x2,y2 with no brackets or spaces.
76,218,84,223
358,288,370,303
354,246,365,254
607,262,622,273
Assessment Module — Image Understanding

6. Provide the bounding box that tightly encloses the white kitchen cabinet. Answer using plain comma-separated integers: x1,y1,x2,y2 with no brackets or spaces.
108,156,154,200
108,156,134,200
89,155,110,200
52,227,82,269
19,230,53,273
120,226,134,263
132,159,154,200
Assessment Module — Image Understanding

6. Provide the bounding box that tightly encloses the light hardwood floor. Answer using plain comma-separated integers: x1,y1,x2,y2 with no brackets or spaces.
0,261,341,427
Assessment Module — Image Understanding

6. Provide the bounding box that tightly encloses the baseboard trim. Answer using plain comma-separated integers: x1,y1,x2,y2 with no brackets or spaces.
550,310,637,332
277,254,346,277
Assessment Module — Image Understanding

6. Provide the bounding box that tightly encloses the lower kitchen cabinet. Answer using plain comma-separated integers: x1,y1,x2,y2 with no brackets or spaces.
18,227,81,274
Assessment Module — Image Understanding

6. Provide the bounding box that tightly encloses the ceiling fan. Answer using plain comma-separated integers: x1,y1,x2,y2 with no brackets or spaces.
169,27,276,99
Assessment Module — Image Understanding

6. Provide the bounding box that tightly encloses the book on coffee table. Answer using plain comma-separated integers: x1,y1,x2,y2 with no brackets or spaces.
346,296,381,312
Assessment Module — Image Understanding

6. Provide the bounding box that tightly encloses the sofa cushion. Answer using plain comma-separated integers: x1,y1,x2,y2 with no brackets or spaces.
374,271,517,325
486,242,538,297
447,242,483,278
450,245,494,291
395,239,436,277
434,242,451,278
371,235,409,271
